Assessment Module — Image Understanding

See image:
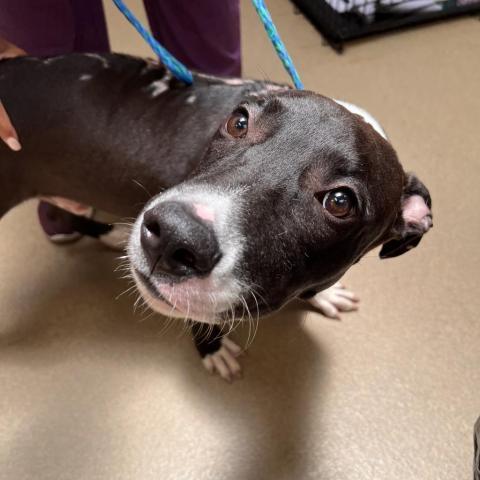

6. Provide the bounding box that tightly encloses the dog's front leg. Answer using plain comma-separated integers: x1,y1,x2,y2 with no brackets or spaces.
191,322,243,383
300,283,359,320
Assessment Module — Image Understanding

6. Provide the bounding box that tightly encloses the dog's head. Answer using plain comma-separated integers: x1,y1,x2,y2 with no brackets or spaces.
128,90,432,323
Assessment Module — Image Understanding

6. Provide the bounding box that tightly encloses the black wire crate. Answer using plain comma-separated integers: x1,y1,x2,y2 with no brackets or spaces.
291,0,480,51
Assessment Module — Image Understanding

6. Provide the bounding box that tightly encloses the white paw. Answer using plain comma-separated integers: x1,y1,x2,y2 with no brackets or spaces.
308,283,359,320
201,337,244,383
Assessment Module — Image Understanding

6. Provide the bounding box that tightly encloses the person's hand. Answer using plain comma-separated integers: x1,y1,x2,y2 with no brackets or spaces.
0,101,21,151
0,36,26,59
0,36,25,151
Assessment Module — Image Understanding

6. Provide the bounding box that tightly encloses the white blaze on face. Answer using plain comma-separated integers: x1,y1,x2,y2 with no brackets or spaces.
128,186,247,324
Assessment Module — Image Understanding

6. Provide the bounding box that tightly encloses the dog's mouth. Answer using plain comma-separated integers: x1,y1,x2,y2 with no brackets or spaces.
132,268,241,324
134,269,179,309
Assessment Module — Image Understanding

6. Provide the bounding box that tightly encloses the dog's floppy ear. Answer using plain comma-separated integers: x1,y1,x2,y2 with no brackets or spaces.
380,173,433,259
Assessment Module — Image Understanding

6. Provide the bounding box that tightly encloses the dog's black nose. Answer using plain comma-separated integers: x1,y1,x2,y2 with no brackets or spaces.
140,201,221,277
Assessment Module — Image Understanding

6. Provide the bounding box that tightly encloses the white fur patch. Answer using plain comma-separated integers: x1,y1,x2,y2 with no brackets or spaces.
196,73,254,86
249,84,291,98
79,74,93,81
222,78,247,86
84,53,109,68
335,100,388,140
148,79,168,98
43,56,65,65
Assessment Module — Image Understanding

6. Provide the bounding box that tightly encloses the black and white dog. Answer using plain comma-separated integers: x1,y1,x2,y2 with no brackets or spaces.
0,53,432,380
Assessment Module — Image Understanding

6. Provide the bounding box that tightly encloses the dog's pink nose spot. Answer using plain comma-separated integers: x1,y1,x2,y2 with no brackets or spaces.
193,203,215,222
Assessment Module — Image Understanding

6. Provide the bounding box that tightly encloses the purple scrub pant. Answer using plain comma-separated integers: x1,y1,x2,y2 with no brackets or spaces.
0,0,241,237
0,0,241,75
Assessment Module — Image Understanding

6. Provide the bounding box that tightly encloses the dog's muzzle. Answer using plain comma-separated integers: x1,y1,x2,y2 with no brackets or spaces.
128,187,246,324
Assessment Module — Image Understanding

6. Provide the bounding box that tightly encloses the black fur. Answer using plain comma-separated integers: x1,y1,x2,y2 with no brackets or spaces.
191,322,223,358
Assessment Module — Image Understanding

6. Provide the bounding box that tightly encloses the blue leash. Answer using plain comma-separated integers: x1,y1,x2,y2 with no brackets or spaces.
250,0,304,89
112,0,193,85
112,0,303,89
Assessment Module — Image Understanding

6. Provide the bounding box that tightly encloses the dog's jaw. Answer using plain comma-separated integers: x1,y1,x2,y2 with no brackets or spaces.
128,186,247,324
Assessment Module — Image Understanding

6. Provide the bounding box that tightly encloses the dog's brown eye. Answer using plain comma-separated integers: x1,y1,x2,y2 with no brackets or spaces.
322,190,354,218
226,111,248,138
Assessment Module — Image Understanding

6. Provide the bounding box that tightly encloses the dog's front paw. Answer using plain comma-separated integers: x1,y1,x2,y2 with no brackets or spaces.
201,337,243,383
308,283,359,320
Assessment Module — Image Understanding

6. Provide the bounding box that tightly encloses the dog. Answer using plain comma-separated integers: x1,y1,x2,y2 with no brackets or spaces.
0,53,432,381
